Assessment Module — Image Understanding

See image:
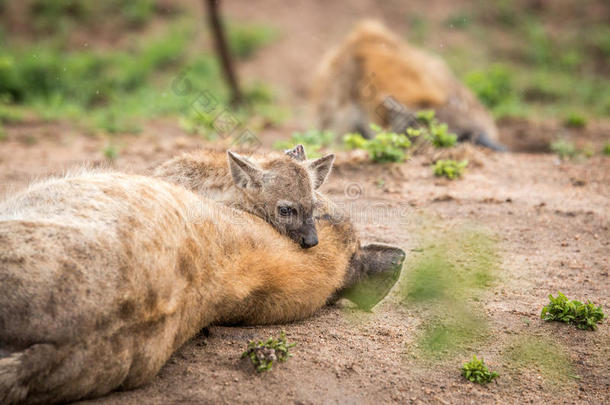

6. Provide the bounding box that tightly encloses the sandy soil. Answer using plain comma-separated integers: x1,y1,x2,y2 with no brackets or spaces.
1,117,608,405
0,0,608,404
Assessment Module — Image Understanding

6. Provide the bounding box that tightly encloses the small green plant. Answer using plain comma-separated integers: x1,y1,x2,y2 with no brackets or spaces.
241,331,296,372
0,124,6,141
103,144,119,161
434,159,468,180
412,110,457,148
345,124,412,163
541,292,605,331
603,142,610,156
461,355,498,384
550,139,577,159
274,129,335,158
465,65,514,109
563,113,587,129
550,139,576,158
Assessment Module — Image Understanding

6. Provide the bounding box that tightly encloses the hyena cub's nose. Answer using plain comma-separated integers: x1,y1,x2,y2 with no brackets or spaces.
300,229,319,249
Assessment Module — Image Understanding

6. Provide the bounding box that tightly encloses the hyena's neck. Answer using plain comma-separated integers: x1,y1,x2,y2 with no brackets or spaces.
155,152,248,205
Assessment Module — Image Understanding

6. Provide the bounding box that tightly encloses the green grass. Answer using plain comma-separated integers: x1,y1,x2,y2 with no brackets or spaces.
241,331,296,373
434,4,610,120
0,15,282,136
603,142,610,156
461,355,498,384
541,292,605,331
434,160,468,180
27,0,158,34
505,336,575,385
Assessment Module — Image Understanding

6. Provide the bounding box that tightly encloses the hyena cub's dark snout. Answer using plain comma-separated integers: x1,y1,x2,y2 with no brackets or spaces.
289,216,318,248
299,222,319,248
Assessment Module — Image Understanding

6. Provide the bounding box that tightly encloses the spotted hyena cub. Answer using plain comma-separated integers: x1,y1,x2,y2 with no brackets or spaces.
155,147,335,248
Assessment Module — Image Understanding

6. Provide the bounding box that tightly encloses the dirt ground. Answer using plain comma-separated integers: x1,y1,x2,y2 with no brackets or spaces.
1,120,609,405
1,0,609,404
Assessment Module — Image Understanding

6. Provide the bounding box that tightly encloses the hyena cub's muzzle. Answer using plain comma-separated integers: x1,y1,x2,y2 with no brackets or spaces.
290,217,318,248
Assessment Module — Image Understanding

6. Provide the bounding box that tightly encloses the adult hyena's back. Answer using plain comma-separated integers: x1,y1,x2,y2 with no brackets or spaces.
0,220,136,404
0,173,208,404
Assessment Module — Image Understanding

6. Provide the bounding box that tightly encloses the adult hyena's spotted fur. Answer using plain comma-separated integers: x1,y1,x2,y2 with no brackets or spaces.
154,147,405,309
0,171,360,404
155,148,334,248
311,20,506,151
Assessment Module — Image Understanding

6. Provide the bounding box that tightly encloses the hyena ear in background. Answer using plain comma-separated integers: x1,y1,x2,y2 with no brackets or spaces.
338,244,406,311
285,144,307,161
227,150,264,190
308,154,335,189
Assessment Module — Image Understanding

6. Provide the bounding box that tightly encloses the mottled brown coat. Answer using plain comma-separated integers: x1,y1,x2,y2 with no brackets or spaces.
311,20,506,151
155,149,335,248
0,171,357,404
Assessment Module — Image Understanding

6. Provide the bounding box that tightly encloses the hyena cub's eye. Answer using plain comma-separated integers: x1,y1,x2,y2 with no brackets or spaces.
278,206,293,216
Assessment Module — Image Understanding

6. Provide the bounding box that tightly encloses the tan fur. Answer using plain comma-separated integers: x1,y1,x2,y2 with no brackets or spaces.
154,149,335,248
154,149,336,248
154,148,406,307
0,171,357,404
311,20,503,149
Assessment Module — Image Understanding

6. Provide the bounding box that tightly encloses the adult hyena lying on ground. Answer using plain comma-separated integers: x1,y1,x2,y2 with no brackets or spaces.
0,171,405,404
155,145,403,308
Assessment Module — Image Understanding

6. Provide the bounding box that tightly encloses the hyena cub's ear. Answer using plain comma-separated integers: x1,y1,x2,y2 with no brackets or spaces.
285,144,307,161
227,150,264,190
308,154,335,189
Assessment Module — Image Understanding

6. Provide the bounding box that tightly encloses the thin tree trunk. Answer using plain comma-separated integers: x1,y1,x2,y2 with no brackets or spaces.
205,0,243,107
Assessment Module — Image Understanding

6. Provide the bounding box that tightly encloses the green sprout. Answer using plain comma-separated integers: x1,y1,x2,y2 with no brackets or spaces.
433,159,468,180
461,355,498,384
563,113,587,129
603,142,610,156
415,110,457,148
345,125,412,163
241,331,296,372
103,144,119,161
541,292,605,330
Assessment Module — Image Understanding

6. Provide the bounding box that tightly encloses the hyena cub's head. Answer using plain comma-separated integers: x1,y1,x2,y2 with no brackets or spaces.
227,146,334,248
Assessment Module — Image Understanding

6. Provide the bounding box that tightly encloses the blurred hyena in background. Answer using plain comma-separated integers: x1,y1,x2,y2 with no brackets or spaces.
311,20,506,151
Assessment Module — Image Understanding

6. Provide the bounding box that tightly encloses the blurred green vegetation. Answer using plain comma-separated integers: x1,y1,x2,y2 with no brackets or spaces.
433,159,468,180
0,0,283,136
401,224,499,357
411,0,610,120
504,336,575,386
227,20,278,60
